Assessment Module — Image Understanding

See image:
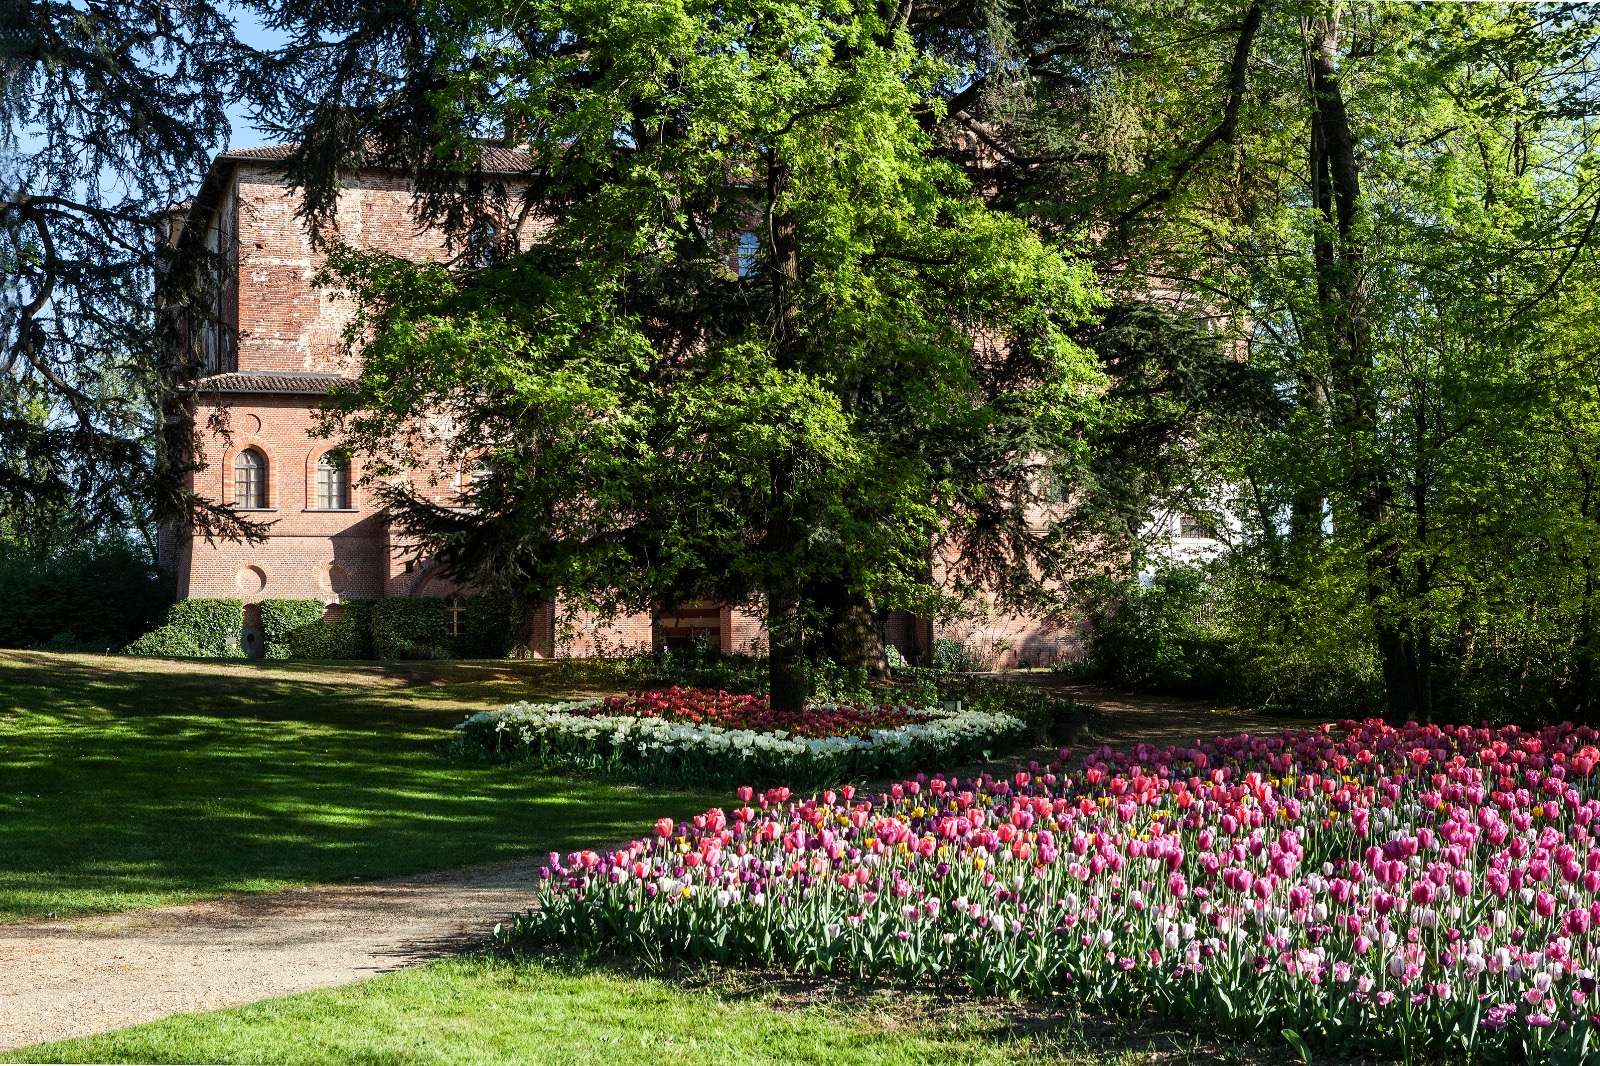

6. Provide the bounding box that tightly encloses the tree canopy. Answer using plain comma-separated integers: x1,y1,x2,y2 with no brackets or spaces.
2,0,275,548
17,0,1600,727
305,0,1103,705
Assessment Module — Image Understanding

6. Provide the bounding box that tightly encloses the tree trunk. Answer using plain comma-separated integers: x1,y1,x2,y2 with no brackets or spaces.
1306,14,1421,723
763,152,813,713
768,592,810,713
1575,469,1597,720
815,576,889,678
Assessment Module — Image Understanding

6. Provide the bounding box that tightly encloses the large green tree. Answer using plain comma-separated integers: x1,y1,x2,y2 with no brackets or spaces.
295,0,1100,706
927,0,1600,722
2,0,278,546
1054,3,1600,721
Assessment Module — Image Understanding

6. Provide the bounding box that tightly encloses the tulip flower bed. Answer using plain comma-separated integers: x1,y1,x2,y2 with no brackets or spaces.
456,687,1027,789
505,720,1600,1063
594,687,942,738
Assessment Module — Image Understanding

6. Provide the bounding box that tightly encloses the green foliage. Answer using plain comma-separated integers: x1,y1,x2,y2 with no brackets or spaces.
931,639,984,674
5,2,274,544
123,624,202,658
259,599,375,660
308,0,1102,709
454,592,521,659
124,599,243,659
371,597,451,660
0,538,165,650
258,599,327,660
1072,563,1386,718
1079,569,1234,697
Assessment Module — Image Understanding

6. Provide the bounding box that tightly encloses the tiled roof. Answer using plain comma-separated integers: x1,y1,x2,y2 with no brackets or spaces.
195,371,353,395
220,141,536,174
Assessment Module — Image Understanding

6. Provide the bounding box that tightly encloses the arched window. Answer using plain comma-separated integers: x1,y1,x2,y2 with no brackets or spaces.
444,595,467,638
465,218,501,269
234,448,267,509
455,457,491,501
315,451,351,510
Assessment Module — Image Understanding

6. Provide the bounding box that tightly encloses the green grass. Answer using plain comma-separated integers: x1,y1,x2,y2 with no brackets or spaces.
0,650,717,922
3,954,1243,1066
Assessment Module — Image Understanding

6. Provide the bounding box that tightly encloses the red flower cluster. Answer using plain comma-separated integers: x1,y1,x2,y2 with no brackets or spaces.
586,686,934,738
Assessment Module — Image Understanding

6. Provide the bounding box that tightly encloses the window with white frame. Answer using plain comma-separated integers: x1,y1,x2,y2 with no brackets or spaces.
234,448,267,508
315,452,351,510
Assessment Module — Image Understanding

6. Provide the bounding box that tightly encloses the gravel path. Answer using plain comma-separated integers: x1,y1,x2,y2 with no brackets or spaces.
0,857,545,1052
1046,681,1300,751
0,681,1304,1055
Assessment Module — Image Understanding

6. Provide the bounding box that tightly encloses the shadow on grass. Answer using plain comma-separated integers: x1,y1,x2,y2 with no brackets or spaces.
0,652,716,923
495,948,1311,1066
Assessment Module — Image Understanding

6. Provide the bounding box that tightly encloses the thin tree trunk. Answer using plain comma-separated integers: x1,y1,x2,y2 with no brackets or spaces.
763,150,812,712
1306,13,1422,723
1576,469,1598,719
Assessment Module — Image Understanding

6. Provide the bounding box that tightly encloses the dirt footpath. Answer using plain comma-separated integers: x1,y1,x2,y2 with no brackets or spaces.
1046,680,1303,751
0,856,543,1052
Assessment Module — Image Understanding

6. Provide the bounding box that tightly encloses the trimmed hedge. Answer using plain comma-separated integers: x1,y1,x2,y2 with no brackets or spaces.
295,600,374,659
259,599,327,660
124,598,244,658
253,598,373,660
371,597,451,659
0,539,166,651
456,591,524,658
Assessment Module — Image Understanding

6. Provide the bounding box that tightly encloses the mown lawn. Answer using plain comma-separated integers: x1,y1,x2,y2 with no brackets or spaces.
3,954,1256,1066
0,650,716,922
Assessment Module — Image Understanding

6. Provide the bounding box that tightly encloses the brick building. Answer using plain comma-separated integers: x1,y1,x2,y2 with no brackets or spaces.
158,146,1089,665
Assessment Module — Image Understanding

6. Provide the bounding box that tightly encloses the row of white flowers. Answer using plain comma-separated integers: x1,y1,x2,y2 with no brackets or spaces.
455,698,1028,788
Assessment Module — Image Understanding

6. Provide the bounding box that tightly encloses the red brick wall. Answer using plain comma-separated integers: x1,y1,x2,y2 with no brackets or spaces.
554,597,654,657
178,165,522,609
932,602,1088,670
727,606,767,655
929,537,1090,669
230,165,536,374
182,395,384,603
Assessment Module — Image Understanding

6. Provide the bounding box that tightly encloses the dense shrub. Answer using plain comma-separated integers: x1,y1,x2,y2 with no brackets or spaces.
258,599,376,660
0,538,166,650
123,623,203,657
124,598,244,658
371,597,451,659
1068,564,1385,717
455,591,522,658
258,599,326,659
1072,568,1235,697
931,637,985,672
303,600,374,659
